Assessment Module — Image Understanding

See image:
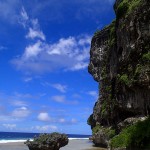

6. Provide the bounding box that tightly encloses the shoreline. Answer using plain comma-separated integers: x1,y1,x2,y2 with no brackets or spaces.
0,138,89,143
0,139,107,150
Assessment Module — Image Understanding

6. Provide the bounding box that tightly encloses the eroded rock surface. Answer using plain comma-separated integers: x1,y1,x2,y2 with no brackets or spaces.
88,0,150,149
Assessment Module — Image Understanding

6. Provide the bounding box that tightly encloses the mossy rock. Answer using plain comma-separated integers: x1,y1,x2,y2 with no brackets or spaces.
116,0,142,19
25,132,69,150
110,118,150,149
92,126,116,147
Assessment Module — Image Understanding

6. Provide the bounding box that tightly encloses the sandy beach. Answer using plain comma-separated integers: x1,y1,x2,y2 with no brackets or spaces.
0,139,106,150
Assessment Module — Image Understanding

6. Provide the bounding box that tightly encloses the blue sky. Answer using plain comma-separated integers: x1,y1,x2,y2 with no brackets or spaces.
0,0,115,134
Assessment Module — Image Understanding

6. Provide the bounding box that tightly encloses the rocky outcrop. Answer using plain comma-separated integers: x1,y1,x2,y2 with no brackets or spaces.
88,0,150,149
25,132,68,150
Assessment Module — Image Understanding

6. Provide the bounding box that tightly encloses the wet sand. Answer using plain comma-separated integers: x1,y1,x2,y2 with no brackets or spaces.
0,139,106,150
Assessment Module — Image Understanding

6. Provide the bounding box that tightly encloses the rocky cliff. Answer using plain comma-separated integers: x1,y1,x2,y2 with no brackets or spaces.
88,0,150,149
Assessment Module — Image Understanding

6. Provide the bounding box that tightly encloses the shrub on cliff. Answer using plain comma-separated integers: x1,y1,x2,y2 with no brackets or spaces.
110,118,150,149
25,132,69,150
116,0,142,19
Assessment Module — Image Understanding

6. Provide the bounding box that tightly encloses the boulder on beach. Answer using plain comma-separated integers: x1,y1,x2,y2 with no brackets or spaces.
25,132,69,150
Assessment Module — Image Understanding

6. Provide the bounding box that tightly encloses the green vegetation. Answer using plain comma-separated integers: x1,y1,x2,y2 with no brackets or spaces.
105,128,116,139
135,64,142,76
108,20,116,47
92,124,116,139
110,118,150,149
101,67,107,79
142,52,150,61
116,0,142,19
119,74,131,86
94,30,101,36
101,101,107,116
92,125,101,134
105,86,111,92
116,0,129,19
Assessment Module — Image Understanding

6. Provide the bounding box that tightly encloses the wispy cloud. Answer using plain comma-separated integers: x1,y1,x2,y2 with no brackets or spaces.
51,95,66,103
18,6,29,28
19,8,45,40
10,6,91,74
58,118,78,124
13,92,37,99
23,77,33,82
51,83,67,93
12,107,30,118
51,95,78,105
0,115,19,122
12,35,91,74
87,90,98,99
26,27,45,40
11,100,28,107
34,125,58,132
20,7,28,21
42,82,67,93
2,124,16,130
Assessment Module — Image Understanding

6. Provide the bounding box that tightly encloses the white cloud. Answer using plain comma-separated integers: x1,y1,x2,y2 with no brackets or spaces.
71,118,77,124
47,37,76,55
26,27,45,40
12,35,91,74
59,118,66,123
51,95,78,105
20,7,28,21
23,40,44,58
34,125,57,132
23,77,33,82
0,115,19,122
51,84,67,93
87,91,98,99
13,92,36,99
51,95,66,103
11,6,91,74
19,6,29,28
19,7,46,41
11,5,91,74
38,112,51,121
11,100,28,107
58,118,78,124
12,107,30,118
3,124,16,130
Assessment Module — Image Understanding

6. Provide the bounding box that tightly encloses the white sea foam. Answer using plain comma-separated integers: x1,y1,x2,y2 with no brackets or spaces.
0,139,33,143
0,138,89,143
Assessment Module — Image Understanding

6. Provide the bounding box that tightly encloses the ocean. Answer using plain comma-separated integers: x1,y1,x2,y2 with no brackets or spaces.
0,132,91,143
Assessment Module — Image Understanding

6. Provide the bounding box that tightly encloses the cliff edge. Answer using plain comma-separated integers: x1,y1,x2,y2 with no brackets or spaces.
88,0,150,149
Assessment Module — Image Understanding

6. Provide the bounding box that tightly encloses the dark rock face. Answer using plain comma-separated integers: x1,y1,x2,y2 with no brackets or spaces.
25,133,68,150
88,0,150,148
